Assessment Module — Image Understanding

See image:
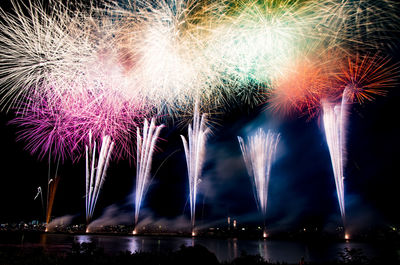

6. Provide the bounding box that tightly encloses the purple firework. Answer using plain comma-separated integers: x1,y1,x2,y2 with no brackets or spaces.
11,94,81,162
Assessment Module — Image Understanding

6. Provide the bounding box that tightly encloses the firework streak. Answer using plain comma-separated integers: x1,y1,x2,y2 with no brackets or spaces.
238,129,280,233
134,119,164,229
85,131,114,224
46,176,60,225
322,88,351,225
181,107,210,234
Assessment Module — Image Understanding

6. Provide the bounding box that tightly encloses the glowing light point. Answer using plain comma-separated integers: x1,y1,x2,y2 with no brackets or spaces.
86,228,89,233
345,233,350,240
192,231,196,237
263,231,268,238
132,230,137,235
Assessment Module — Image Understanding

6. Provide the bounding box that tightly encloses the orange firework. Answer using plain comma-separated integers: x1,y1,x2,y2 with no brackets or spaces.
268,51,398,118
267,55,336,117
46,176,60,225
334,53,399,104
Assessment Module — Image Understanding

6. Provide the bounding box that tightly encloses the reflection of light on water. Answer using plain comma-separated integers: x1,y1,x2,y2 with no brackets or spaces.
183,237,195,247
128,237,141,253
76,235,91,244
40,234,47,245
227,239,233,260
258,240,269,261
233,238,238,259
304,244,310,261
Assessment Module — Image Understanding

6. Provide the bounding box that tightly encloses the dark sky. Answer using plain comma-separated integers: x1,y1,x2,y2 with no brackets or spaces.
1,0,400,233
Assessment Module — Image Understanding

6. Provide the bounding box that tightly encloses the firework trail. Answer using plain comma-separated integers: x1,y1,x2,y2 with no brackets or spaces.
181,106,210,234
321,87,351,226
46,176,60,225
34,186,42,201
238,129,280,237
34,186,45,219
134,118,164,231
85,131,114,224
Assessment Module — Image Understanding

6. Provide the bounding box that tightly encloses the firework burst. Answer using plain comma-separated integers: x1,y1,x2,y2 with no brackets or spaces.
0,0,96,109
333,53,399,104
312,0,400,52
10,94,81,162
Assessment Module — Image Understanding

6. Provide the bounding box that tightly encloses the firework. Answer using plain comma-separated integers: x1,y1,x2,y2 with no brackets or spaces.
10,94,81,162
333,53,399,104
322,90,350,226
181,106,210,234
238,128,280,235
112,0,206,116
46,176,60,225
206,0,313,85
312,0,400,52
134,118,164,231
33,186,45,219
267,54,334,117
0,0,96,109
85,131,114,224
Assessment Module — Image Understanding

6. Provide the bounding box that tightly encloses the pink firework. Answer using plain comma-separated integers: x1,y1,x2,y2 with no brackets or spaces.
11,94,81,162
65,89,147,161
12,86,148,162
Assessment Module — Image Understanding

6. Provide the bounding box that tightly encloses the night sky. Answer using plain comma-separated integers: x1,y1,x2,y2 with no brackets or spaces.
1,0,400,234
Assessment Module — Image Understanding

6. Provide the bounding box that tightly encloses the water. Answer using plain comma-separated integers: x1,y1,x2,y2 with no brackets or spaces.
1,233,399,263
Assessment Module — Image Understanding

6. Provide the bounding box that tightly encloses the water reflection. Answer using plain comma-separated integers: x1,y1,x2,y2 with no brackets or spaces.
40,234,47,245
183,237,195,247
233,238,238,258
258,240,268,261
128,237,140,253
75,235,91,244
24,234,391,263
